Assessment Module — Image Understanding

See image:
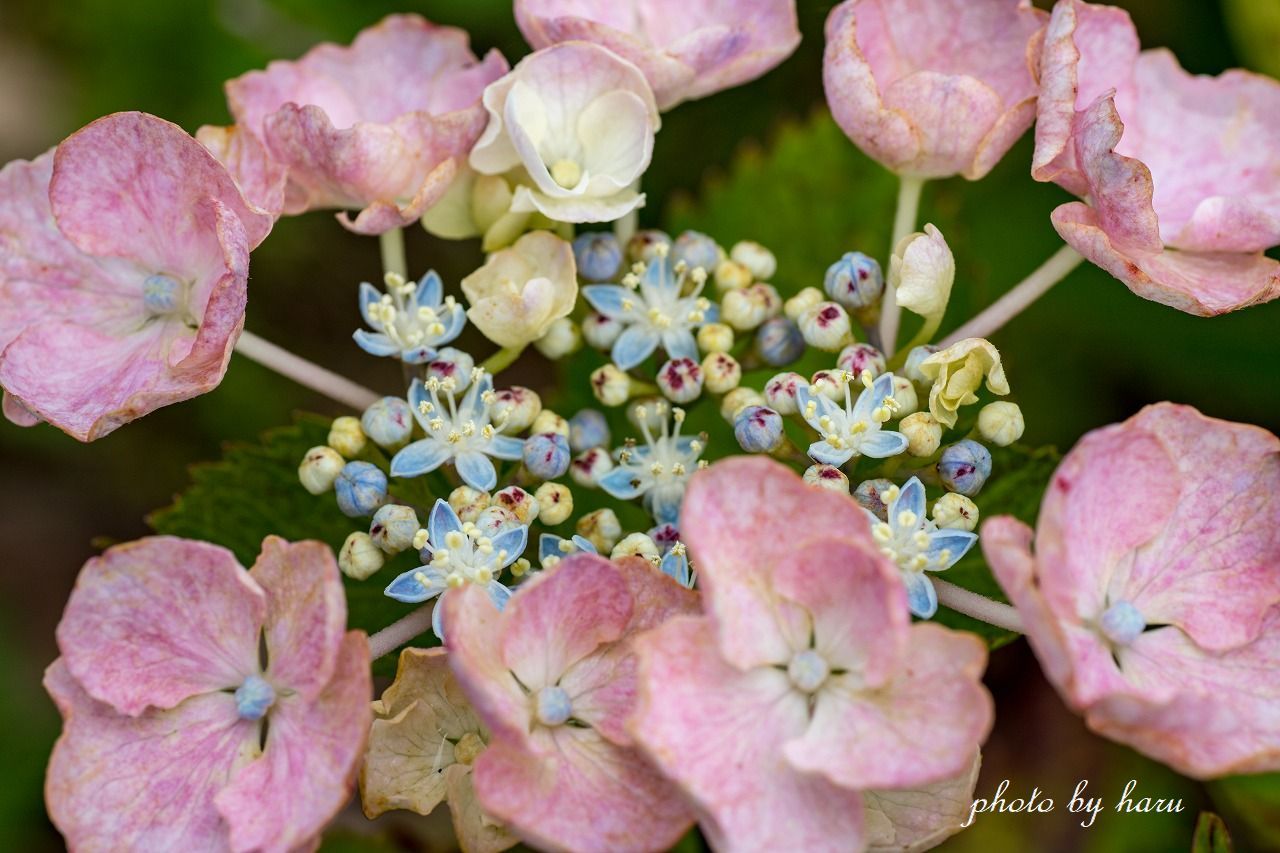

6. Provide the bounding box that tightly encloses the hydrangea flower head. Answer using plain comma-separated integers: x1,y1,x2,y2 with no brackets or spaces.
391,369,526,491
795,370,910,466
598,401,707,524
443,552,698,852
983,404,1280,777
356,270,466,363
385,498,528,640
200,14,508,235
0,112,273,440
1033,0,1280,315
583,248,717,370
46,536,370,851
514,0,802,110
629,458,992,849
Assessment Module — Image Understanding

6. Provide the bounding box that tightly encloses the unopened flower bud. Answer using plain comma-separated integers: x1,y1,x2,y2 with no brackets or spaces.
755,317,804,366
493,486,539,524
523,432,571,480
570,447,614,486
730,240,776,280
612,532,660,561
836,343,887,379
475,505,522,536
583,311,624,350
890,225,954,323
714,259,752,292
591,364,631,406
490,387,542,433
764,372,806,415
657,357,704,403
890,376,918,418
627,229,671,263
720,386,764,422
327,416,366,457
569,409,610,452
799,301,852,351
531,409,569,437
938,440,993,496
573,231,623,282
338,532,385,580
804,464,849,494
361,396,414,449
648,523,680,552
696,322,735,354
784,287,825,320
808,370,843,401
533,317,581,359
628,398,667,432
701,353,742,394
369,504,420,554
722,283,781,331
977,402,1025,447
426,347,475,389
535,482,573,525
577,507,622,552
299,446,344,495
933,493,979,532
734,405,784,453
449,485,491,523
900,412,943,457
824,252,884,310
673,230,722,273
853,478,895,520
904,344,941,387
334,461,387,517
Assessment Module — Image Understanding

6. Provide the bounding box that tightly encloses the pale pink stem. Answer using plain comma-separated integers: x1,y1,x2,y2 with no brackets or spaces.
942,245,1084,346
368,603,436,660
933,579,1024,633
235,330,380,411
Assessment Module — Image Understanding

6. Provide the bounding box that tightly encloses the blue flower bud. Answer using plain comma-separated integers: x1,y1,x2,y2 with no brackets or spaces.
573,232,623,282
569,408,610,452
672,230,722,272
824,252,884,310
335,461,388,517
523,432,571,480
361,396,414,448
754,317,804,366
734,405,784,453
852,478,896,521
938,439,993,496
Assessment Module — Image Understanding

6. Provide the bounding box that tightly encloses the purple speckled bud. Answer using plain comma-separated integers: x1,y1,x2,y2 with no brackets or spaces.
837,343,887,380
657,357,704,404
853,478,897,521
569,409,611,452
938,440,993,496
824,252,884,310
334,461,387,517
523,432,571,480
361,396,414,448
672,230,721,272
733,405,784,453
573,231,623,282
425,347,475,389
755,317,805,366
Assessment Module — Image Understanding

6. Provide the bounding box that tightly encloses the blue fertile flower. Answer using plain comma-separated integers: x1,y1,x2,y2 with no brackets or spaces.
659,542,695,589
334,461,387,517
355,270,466,363
867,477,976,618
385,499,527,640
573,232,623,282
824,251,884,310
582,248,717,370
538,532,597,569
795,371,909,466
938,439,993,496
523,432,571,480
755,316,804,366
390,370,525,491
733,405,784,453
598,402,705,525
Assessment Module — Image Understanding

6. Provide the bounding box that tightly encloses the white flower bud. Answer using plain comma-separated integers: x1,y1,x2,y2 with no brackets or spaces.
338,532,385,581
696,322,735,354
764,372,806,415
730,241,777,281
808,370,844,402
493,486,539,525
531,409,570,437
582,311,624,350
490,387,542,433
890,224,955,323
299,446,345,495
719,386,764,422
369,504,420,554
535,482,574,525
798,302,852,352
701,352,742,394
978,401,1025,447
590,364,632,406
900,412,943,457
475,505,521,536
890,376,919,418
803,464,849,494
714,259,752,292
657,358,704,404
570,447,614,487
933,492,980,531
721,283,781,331
904,344,941,388
577,508,622,552
784,287,825,320
448,485,491,523
611,532,660,561
533,317,581,359
327,416,366,458
627,397,668,432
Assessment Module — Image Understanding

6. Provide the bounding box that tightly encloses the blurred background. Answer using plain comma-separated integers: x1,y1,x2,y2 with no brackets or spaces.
2,0,1278,849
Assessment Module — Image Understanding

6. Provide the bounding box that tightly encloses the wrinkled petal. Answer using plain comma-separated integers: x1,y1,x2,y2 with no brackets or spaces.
444,764,519,853
863,752,982,853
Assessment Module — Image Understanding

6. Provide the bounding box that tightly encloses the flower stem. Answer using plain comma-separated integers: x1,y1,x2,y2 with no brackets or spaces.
479,344,527,376
887,313,942,370
941,245,1084,346
933,579,1024,633
235,330,380,411
878,176,926,357
379,227,408,280
368,603,435,660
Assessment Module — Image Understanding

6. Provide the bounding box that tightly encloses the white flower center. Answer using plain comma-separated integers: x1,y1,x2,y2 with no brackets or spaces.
534,685,572,726
788,649,830,694
1099,600,1145,646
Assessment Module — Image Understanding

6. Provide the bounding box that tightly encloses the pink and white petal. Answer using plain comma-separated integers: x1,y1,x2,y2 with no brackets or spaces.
1052,201,1280,315
1072,95,1162,254
337,158,458,236
1173,195,1280,255
50,112,273,269
45,659,256,852
2,390,39,427
784,624,991,791
56,536,263,715
217,632,372,853
881,72,1006,179
863,751,982,853
196,124,288,217
443,764,518,853
251,537,349,700
510,185,646,224
668,7,802,106
631,616,864,850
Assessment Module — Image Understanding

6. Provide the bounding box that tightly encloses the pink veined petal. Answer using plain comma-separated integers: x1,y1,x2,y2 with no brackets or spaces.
56,537,264,716
630,615,865,850
44,659,256,852
251,537,349,700
473,727,692,853
1072,94,1162,255
216,632,372,853
783,624,992,791
443,764,518,853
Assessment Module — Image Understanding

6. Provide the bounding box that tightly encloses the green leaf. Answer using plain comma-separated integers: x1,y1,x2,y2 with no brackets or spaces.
1208,773,1280,850
1192,812,1234,853
1222,0,1280,79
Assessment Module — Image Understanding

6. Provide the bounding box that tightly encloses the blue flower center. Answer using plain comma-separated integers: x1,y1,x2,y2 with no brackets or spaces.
234,674,277,720
534,685,572,727
1099,600,1145,646
142,273,186,316
788,649,830,694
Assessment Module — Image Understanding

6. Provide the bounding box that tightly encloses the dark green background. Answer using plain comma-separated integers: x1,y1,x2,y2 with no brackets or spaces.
2,0,1277,849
